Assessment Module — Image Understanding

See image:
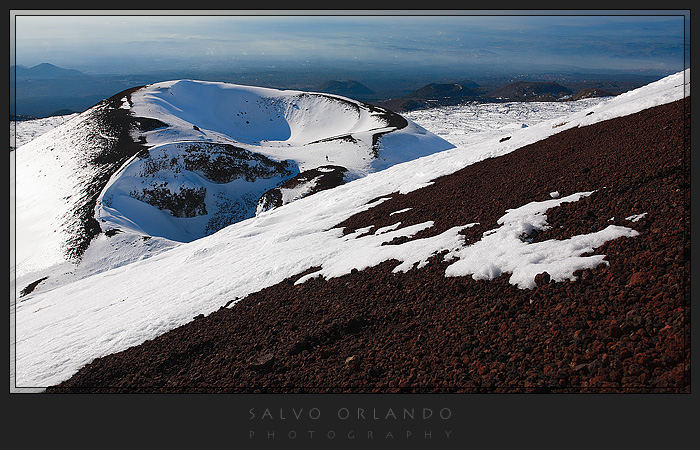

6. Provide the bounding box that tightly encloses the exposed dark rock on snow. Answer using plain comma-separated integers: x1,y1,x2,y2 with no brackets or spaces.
19,277,49,298
60,86,168,261
47,98,689,393
300,99,408,159
256,165,348,214
132,184,208,218
180,142,295,184
127,141,298,222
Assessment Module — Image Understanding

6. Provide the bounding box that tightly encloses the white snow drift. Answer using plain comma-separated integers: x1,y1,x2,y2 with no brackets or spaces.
10,113,78,149
443,192,639,289
12,70,689,388
293,191,639,290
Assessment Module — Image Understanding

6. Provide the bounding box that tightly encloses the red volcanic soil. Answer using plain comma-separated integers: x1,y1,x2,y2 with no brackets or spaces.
47,98,690,393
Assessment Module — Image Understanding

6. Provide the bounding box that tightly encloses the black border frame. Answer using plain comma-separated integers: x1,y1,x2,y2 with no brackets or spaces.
6,8,697,448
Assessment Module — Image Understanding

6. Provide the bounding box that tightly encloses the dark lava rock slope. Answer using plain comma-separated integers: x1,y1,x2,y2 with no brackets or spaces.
52,86,168,260
48,98,690,393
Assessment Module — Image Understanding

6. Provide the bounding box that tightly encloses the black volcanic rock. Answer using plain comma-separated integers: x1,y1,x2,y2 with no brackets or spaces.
179,142,295,184
256,165,348,214
57,86,168,260
131,185,208,219
19,277,49,298
489,81,573,101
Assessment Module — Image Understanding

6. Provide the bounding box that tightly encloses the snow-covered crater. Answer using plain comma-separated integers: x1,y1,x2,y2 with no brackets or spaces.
130,80,453,176
13,79,454,283
94,80,454,243
97,141,299,242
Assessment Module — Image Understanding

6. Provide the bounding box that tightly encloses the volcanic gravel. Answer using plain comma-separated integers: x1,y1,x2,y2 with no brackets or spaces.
62,86,168,260
47,98,690,393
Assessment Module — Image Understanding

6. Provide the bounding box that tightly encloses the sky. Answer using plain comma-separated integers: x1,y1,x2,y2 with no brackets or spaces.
10,11,690,77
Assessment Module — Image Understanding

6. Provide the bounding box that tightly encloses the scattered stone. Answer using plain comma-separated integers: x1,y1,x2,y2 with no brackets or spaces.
249,352,275,373
628,271,649,286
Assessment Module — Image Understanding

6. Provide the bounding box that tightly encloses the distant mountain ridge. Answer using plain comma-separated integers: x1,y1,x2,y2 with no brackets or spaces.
10,63,160,118
374,80,484,112
408,81,481,99
317,80,375,99
374,79,615,112
11,62,651,118
12,63,85,79
489,81,573,101
571,88,615,100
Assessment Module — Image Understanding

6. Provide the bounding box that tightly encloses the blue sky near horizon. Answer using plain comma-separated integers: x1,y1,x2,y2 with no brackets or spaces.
10,12,690,76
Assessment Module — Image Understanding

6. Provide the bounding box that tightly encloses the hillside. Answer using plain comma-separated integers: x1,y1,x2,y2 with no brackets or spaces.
317,80,375,99
571,88,615,100
12,63,85,79
374,79,616,113
374,81,483,112
12,70,688,390
489,81,573,101
48,92,690,393
408,82,481,100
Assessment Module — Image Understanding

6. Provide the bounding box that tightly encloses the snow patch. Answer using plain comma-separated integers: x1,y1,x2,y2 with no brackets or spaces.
279,176,321,205
374,222,402,235
294,221,477,284
404,98,605,148
390,208,412,216
625,213,647,222
10,113,79,149
444,192,640,289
